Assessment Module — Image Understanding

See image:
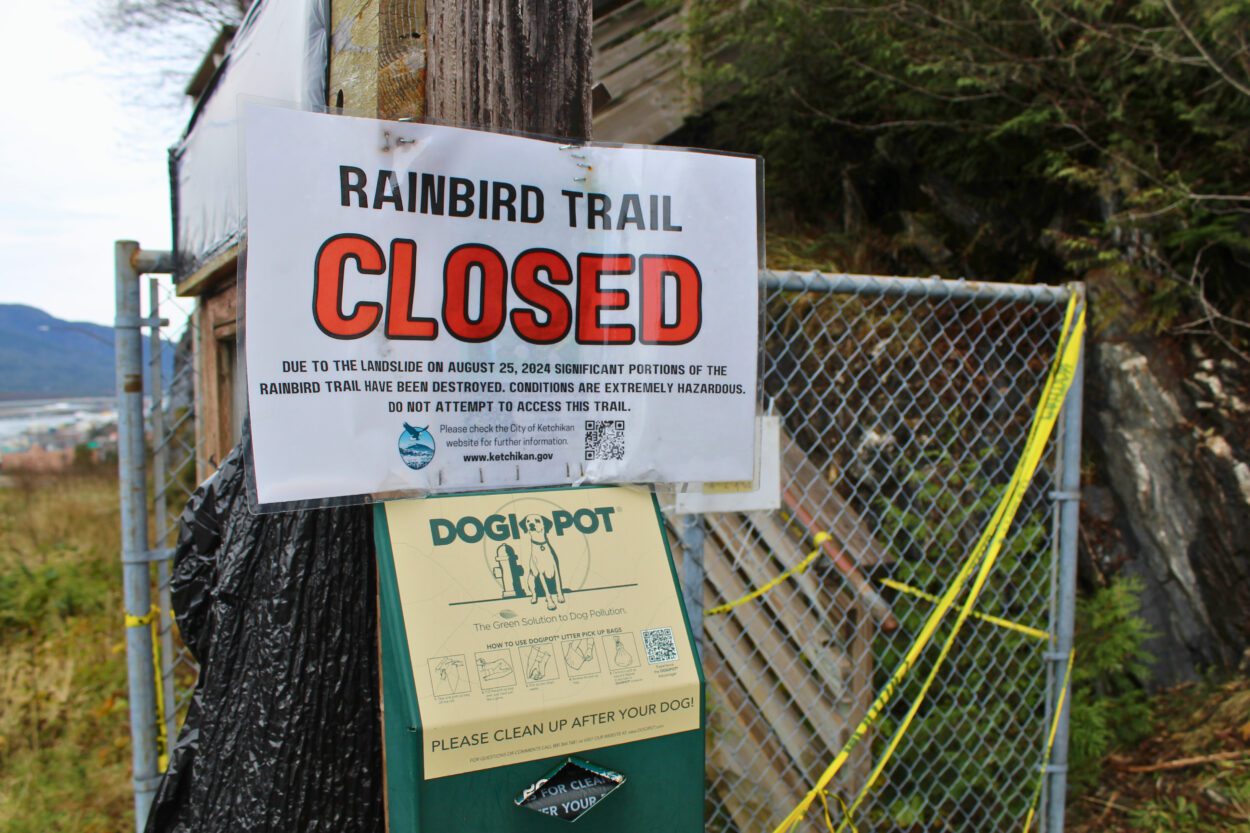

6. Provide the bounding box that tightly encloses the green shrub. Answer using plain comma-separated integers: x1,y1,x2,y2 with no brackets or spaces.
1068,577,1155,793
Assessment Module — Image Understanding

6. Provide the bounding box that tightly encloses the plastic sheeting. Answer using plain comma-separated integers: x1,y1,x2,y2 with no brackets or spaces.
145,426,382,833
171,0,329,283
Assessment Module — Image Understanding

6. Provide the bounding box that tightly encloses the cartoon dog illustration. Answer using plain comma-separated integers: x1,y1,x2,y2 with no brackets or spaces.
521,513,566,610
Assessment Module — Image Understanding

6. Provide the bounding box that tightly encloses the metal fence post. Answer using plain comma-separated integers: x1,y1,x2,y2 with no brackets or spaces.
680,513,706,661
115,242,175,832
1045,286,1085,833
148,278,178,755
115,241,159,830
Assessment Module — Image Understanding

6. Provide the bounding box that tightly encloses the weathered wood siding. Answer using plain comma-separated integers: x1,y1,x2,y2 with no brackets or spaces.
666,440,886,830
592,0,693,143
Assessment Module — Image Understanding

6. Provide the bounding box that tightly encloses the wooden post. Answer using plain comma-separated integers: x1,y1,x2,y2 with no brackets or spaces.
425,1,593,137
330,1,592,138
327,5,593,828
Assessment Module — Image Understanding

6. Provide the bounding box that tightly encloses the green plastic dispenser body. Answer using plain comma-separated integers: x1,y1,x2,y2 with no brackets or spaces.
373,487,706,832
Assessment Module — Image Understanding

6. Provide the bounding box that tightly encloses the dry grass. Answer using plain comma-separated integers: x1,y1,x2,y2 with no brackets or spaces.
0,467,132,832
1070,678,1250,832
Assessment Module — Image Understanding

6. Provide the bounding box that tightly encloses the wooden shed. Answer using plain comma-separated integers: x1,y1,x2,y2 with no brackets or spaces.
174,0,703,470
669,430,891,830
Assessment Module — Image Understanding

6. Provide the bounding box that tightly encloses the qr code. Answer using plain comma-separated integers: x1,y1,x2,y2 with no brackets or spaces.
642,627,678,664
584,420,626,461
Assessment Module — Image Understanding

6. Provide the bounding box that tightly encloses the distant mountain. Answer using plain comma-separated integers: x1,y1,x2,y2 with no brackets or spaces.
0,304,174,399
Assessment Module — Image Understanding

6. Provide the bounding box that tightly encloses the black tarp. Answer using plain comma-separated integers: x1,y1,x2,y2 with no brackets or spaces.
146,429,383,832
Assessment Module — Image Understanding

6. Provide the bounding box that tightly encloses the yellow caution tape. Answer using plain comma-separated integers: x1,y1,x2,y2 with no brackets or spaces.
124,605,170,770
827,296,1085,832
153,614,169,771
830,296,1086,832
879,578,1050,641
777,293,1085,833
705,531,832,616
819,791,859,833
1021,650,1075,833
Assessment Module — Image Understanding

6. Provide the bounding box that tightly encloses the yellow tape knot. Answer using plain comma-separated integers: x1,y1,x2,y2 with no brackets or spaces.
124,605,160,628
795,531,832,575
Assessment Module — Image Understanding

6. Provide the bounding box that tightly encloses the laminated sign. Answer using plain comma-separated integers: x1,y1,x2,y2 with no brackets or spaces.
379,486,700,778
242,103,762,507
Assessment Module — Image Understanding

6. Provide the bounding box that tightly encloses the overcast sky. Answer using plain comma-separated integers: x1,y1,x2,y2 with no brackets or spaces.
0,1,206,327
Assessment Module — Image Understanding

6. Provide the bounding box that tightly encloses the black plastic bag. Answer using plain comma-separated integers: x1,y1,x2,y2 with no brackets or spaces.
145,427,382,832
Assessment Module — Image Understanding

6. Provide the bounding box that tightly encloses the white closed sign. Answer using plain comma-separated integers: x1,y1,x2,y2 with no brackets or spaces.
243,104,762,507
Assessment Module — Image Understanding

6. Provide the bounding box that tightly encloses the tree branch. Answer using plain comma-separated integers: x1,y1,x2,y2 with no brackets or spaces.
1163,0,1250,100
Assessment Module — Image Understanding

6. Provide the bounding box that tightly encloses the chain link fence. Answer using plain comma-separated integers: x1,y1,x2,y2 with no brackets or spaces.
677,272,1079,833
120,270,207,816
121,265,1080,832
147,279,207,727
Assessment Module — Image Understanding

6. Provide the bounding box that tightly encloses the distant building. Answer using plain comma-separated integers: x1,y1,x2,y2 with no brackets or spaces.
2,445,77,473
